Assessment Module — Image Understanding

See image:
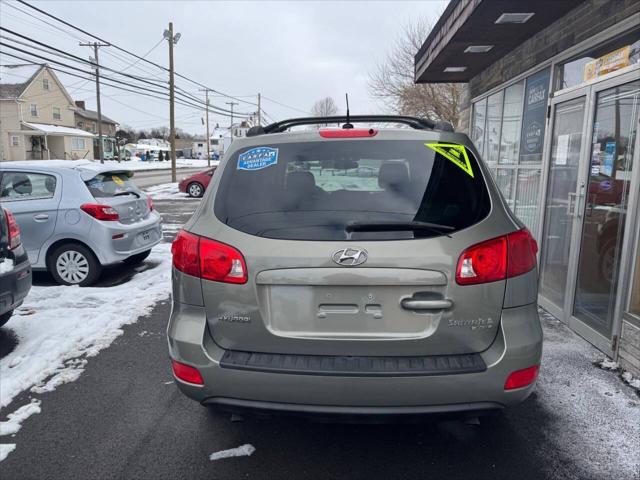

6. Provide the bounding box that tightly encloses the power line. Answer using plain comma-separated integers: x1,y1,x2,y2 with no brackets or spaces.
261,95,312,115
16,0,260,108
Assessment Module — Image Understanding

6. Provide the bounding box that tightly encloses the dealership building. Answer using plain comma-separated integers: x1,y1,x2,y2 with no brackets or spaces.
415,0,640,374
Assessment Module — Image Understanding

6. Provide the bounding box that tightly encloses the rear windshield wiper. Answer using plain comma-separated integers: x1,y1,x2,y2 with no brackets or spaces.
345,221,455,238
113,190,140,198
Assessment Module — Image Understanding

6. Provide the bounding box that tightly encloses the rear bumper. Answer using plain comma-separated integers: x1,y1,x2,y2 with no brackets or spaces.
167,302,543,415
0,259,32,316
89,211,163,265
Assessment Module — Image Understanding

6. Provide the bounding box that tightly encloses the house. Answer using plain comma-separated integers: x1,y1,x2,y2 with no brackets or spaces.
74,100,118,160
0,64,95,161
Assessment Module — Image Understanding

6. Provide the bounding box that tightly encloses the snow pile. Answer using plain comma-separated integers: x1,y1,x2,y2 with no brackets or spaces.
144,183,193,200
209,444,256,461
0,444,16,462
536,310,640,478
0,258,14,274
101,158,215,172
621,371,640,390
596,358,640,392
0,243,172,409
0,399,41,436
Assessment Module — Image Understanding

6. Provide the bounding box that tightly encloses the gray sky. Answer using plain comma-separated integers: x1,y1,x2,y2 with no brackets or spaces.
0,0,446,135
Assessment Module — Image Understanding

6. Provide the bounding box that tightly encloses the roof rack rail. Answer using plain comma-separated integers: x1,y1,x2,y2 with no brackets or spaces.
246,115,454,137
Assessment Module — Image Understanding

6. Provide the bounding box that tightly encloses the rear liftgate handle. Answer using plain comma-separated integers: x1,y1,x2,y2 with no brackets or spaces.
400,298,453,311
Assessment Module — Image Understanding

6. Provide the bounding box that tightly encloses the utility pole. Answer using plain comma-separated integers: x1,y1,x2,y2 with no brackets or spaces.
199,88,211,167
226,101,238,142
257,93,261,126
79,41,109,163
164,23,181,182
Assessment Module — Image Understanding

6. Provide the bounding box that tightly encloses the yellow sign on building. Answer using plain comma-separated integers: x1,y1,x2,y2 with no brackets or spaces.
584,45,631,81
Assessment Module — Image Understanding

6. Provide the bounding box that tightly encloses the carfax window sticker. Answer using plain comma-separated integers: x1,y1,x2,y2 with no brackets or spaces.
237,146,279,171
425,143,474,178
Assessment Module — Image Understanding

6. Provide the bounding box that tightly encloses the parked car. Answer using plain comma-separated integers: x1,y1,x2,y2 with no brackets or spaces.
0,207,31,327
167,115,542,420
0,161,162,286
178,168,216,198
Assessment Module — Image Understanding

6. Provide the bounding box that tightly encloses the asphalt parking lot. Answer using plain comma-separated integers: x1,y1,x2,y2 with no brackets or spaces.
1,196,638,480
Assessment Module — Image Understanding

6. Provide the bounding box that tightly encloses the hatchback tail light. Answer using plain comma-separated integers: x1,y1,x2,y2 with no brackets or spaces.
456,228,538,285
504,365,539,390
4,208,21,250
147,196,154,211
171,360,204,385
80,203,119,221
171,230,247,284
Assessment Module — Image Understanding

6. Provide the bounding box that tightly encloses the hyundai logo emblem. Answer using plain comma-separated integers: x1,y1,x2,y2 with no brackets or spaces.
331,248,368,267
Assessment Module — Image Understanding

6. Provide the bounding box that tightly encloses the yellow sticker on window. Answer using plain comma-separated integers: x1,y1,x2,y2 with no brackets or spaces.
425,143,474,178
112,175,125,186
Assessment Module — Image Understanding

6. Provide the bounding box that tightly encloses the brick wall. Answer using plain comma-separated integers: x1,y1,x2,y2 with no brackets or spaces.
619,320,640,377
458,0,640,134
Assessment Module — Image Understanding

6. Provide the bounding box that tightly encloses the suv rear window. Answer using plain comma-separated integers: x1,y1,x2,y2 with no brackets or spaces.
85,172,137,198
214,140,490,240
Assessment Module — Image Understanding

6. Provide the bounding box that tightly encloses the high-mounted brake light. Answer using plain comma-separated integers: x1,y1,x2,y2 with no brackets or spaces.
171,360,204,385
171,230,247,284
4,208,21,250
504,365,539,390
456,228,538,285
319,128,378,138
80,203,119,221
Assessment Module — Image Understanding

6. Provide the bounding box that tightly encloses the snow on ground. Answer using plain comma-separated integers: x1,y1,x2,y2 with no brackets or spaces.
209,444,256,461
144,182,193,201
536,310,640,479
0,444,16,462
0,258,14,274
101,158,216,172
0,243,173,461
0,400,41,436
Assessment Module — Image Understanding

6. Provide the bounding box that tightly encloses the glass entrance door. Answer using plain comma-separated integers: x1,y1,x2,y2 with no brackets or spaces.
571,80,640,338
539,96,588,316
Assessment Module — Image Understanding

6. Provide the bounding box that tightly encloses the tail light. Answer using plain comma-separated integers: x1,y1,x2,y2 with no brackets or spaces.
4,208,21,250
504,365,539,390
171,360,204,385
319,128,378,138
171,230,247,284
147,196,154,211
456,228,538,285
80,203,119,221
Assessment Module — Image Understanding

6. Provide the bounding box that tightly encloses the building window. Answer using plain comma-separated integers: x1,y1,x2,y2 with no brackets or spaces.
43,78,50,90
10,135,20,147
53,107,61,120
72,137,86,150
554,29,639,92
470,68,551,236
77,121,84,129
30,104,38,117
210,139,218,145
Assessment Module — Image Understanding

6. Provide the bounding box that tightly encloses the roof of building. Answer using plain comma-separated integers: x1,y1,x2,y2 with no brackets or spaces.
414,0,584,83
74,107,117,125
0,64,44,99
22,122,96,137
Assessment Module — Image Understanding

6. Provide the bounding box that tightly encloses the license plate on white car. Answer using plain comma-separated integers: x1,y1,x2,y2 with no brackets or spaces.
140,229,151,242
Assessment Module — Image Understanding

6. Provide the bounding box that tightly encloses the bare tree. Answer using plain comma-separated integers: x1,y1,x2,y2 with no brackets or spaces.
369,18,463,127
311,97,338,117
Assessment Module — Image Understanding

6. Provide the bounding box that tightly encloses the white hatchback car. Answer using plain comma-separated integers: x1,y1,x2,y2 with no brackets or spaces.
0,160,162,286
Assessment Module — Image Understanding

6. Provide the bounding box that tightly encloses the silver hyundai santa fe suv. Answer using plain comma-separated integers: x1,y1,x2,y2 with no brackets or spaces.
168,115,542,419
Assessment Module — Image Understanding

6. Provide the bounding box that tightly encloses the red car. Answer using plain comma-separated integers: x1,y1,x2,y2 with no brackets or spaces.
178,168,215,198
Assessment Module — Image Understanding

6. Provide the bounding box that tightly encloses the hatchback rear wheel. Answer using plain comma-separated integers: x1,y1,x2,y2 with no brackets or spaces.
187,182,204,198
49,243,101,286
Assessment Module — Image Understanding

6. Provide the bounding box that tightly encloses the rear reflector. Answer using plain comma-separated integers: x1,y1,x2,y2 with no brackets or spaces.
456,228,538,285
171,230,247,284
80,203,119,221
319,128,378,138
171,360,204,385
504,365,539,390
4,208,21,250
